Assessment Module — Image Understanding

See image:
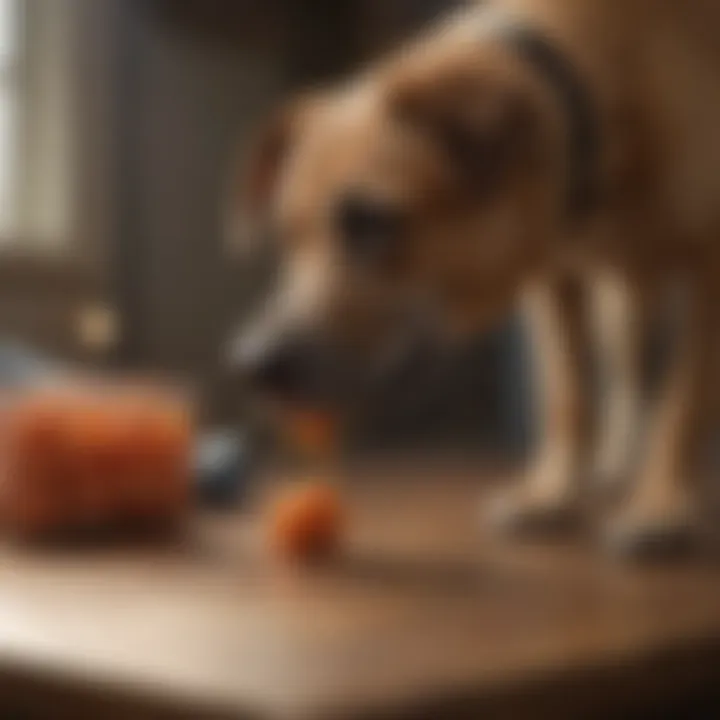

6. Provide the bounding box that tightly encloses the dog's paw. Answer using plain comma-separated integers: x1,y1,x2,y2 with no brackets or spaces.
602,489,698,557
485,479,579,534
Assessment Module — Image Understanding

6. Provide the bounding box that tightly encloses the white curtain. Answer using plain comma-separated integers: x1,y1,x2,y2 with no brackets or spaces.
13,0,78,249
0,0,115,260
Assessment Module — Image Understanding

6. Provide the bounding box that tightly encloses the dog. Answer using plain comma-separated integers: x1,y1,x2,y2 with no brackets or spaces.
228,0,720,555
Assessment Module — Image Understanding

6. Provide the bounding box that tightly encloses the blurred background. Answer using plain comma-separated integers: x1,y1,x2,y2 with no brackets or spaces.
2,5,720,720
0,0,534,459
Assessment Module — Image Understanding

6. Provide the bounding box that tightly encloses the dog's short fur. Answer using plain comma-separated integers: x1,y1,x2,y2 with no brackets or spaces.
231,0,720,554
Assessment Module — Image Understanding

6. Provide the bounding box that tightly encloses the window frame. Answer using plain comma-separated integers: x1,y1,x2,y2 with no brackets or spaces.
0,0,116,276
0,0,119,360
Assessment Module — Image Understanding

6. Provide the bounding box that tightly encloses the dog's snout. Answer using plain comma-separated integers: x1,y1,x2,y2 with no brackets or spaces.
228,327,323,399
231,336,290,390
248,343,304,395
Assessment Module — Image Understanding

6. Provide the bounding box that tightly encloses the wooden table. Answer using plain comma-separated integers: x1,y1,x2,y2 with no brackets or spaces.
1,465,720,719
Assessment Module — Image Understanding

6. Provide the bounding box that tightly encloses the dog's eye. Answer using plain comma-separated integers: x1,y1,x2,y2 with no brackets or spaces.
335,194,404,264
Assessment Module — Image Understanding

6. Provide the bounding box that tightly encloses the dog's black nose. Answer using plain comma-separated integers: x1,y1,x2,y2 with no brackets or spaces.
251,346,304,395
240,342,298,395
229,330,317,399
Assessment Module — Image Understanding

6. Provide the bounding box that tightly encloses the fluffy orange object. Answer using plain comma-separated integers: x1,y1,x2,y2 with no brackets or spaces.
268,481,344,561
0,386,192,539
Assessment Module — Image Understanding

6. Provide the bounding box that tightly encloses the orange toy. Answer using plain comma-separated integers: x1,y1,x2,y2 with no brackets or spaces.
0,384,192,539
268,480,343,561
268,406,345,562
283,408,339,459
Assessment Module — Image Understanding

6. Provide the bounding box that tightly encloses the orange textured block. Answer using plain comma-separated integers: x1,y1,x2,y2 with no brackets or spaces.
268,481,344,561
0,385,193,539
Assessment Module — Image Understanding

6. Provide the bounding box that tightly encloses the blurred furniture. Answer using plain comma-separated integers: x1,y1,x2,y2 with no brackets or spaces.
0,467,719,719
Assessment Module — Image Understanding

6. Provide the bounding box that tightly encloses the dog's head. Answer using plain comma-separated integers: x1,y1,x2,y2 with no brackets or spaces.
229,38,566,405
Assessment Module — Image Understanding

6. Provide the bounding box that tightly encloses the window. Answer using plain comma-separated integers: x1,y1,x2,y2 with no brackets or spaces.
0,0,18,237
0,0,78,251
0,0,113,362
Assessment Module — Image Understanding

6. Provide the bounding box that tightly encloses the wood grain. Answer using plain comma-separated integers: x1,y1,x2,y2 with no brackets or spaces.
0,465,718,719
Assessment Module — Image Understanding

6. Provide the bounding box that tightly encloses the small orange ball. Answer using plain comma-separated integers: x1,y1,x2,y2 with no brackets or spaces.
269,481,344,561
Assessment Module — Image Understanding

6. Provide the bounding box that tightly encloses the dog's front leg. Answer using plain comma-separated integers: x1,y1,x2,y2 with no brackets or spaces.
489,278,589,531
589,273,647,494
605,278,717,555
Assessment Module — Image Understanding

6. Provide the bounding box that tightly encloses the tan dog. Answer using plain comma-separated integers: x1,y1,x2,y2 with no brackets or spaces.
230,0,720,554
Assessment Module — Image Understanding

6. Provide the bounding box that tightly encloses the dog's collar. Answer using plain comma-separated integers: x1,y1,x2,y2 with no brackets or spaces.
500,24,600,220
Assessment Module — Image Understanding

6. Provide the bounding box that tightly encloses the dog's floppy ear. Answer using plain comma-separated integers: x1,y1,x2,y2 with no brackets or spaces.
389,64,539,195
225,98,311,255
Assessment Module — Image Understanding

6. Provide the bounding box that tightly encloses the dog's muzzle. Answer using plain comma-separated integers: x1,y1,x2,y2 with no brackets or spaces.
227,323,346,404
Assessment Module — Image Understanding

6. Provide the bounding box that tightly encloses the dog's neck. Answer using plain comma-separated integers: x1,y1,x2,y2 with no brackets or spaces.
498,23,601,222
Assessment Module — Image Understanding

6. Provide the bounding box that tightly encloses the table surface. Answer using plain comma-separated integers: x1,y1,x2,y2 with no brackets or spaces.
1,464,720,720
